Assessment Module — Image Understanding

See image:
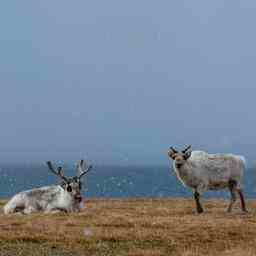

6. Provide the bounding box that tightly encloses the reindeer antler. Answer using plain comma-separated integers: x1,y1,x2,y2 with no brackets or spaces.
76,160,84,176
182,145,192,154
47,161,68,182
76,159,92,179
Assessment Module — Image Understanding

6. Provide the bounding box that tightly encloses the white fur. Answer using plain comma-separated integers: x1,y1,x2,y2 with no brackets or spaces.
172,150,246,194
4,185,82,215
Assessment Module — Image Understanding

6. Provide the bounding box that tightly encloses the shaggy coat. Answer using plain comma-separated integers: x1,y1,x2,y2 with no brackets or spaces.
168,146,247,214
173,151,245,191
4,185,82,214
3,160,92,215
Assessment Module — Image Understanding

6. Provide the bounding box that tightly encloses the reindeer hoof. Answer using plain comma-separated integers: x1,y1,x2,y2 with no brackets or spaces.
197,208,204,214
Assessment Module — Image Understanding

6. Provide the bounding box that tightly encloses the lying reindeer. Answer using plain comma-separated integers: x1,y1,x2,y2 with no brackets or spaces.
4,160,92,214
168,145,247,214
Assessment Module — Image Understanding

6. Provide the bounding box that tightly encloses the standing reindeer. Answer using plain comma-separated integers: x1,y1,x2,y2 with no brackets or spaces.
4,160,92,214
168,145,247,214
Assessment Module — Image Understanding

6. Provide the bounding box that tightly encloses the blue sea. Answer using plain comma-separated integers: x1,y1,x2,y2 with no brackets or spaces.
0,164,256,199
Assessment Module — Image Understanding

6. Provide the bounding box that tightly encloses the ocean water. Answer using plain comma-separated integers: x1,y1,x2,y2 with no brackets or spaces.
0,164,256,199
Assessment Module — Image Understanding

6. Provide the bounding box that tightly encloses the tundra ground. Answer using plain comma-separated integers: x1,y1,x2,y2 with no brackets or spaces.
0,198,256,256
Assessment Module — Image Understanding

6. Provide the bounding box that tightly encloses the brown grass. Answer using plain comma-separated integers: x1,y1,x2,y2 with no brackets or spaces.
1,198,256,256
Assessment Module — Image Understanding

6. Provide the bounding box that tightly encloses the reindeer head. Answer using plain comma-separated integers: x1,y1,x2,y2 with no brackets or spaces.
46,160,92,203
168,145,192,169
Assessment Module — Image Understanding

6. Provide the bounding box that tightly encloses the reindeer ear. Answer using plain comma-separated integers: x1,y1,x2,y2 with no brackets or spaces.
184,151,192,160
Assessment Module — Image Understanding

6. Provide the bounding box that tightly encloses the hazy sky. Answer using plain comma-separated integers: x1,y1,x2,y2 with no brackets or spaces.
0,1,256,165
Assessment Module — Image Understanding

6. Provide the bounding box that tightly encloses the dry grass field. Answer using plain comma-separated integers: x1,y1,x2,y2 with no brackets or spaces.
1,198,256,256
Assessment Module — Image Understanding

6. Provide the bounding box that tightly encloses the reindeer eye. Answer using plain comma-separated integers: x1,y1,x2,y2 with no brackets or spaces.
67,185,72,192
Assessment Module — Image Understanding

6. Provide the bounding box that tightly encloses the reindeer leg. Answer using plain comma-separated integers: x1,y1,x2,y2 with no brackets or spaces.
23,206,37,215
194,184,207,214
45,206,68,214
237,189,248,213
227,180,237,213
194,191,203,214
46,209,64,214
